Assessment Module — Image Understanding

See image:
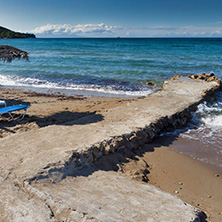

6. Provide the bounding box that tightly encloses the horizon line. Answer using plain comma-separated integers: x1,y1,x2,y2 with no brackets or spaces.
32,36,222,39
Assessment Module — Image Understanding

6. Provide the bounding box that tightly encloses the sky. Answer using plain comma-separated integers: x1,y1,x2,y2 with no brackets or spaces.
1,0,222,37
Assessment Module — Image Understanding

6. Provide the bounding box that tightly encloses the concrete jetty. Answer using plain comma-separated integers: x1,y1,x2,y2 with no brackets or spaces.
0,74,220,221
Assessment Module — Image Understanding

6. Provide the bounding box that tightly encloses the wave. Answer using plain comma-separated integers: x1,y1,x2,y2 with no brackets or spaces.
160,92,222,150
0,74,154,97
182,94,222,148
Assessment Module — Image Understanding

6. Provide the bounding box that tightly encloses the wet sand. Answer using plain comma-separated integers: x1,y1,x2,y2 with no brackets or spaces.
120,137,222,221
169,135,222,175
0,87,222,221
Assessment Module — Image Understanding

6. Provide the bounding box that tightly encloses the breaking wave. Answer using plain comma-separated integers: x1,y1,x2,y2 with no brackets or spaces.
0,74,154,97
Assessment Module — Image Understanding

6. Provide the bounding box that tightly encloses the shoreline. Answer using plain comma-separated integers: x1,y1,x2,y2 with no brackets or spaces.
1,83,155,98
0,82,222,221
168,135,222,175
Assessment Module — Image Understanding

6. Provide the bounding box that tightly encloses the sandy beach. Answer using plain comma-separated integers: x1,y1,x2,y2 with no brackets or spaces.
0,86,222,221
0,87,135,138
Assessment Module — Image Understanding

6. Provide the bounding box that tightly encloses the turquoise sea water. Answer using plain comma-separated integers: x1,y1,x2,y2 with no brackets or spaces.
0,38,222,96
0,38,222,170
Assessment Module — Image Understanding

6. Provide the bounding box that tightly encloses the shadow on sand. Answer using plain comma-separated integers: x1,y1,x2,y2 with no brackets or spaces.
0,98,104,137
2,97,104,126
28,111,104,127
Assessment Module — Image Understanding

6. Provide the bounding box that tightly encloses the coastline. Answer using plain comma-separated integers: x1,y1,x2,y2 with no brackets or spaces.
0,83,221,221
1,84,154,98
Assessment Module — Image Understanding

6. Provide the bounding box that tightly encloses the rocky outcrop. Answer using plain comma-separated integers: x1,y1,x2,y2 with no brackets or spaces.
188,72,221,83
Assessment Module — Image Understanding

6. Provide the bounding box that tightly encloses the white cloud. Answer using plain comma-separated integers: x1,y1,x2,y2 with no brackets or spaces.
124,25,222,37
31,23,222,37
151,26,179,31
32,23,122,37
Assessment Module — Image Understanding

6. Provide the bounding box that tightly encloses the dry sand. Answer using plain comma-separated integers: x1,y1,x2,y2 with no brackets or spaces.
0,87,222,221
0,87,135,138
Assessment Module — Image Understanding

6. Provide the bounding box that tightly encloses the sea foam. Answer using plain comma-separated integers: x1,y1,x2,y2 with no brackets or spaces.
0,74,154,97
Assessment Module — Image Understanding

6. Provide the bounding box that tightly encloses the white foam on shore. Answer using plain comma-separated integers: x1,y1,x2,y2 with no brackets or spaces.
181,98,222,149
196,101,222,128
202,115,222,128
0,74,154,97
159,97,222,170
160,95,222,154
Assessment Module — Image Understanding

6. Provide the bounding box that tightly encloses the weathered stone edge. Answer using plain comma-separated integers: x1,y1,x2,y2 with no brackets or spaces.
25,79,221,182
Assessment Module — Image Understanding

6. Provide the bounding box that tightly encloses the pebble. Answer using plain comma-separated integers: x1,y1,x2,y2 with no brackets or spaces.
175,191,179,194
207,195,212,198
179,182,183,185
215,174,220,177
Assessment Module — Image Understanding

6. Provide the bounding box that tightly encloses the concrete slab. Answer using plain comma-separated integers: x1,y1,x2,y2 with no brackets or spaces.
0,76,220,221
0,177,55,222
30,170,202,222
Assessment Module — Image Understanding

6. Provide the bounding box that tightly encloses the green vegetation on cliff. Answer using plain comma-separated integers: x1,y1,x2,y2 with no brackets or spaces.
0,26,35,39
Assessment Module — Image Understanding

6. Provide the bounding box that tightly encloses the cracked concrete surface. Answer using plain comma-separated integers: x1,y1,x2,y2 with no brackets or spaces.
0,77,219,221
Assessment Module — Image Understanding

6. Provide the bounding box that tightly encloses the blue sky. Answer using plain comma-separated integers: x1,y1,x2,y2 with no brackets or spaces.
1,0,222,37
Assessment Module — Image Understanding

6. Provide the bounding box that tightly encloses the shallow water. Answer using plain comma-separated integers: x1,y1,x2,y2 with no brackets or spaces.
0,38,222,96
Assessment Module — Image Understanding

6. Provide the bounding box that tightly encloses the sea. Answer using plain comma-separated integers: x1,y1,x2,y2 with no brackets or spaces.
0,38,221,172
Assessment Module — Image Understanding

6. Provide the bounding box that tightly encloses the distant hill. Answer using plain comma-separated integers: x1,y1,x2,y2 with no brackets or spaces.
0,26,36,39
